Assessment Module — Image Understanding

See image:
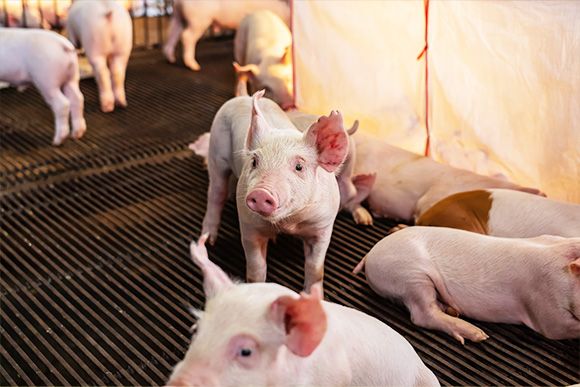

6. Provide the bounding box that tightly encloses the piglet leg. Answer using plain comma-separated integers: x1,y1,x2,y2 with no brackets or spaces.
302,229,332,293
240,226,269,283
405,285,488,344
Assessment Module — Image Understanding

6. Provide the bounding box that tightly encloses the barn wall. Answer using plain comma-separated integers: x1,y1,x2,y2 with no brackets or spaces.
293,0,580,202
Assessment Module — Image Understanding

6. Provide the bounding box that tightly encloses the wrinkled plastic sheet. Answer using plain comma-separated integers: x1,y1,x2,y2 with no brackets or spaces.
293,0,580,202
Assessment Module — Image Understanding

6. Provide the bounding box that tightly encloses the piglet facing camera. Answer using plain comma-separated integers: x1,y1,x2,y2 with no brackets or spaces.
356,226,580,343
166,235,440,387
202,91,349,291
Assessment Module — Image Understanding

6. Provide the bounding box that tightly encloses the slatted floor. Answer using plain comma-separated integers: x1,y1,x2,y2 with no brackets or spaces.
1,39,578,386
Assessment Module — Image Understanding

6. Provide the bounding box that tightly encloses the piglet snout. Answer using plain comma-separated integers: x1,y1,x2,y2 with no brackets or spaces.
166,368,219,387
246,188,278,216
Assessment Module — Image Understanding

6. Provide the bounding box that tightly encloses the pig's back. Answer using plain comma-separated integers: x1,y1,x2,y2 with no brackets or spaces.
488,189,580,237
325,302,437,386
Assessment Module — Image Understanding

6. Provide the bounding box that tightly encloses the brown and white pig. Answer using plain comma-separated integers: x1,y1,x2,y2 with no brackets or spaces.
202,90,349,291
354,226,580,343
0,28,86,145
67,0,132,113
233,10,293,110
163,0,289,72
166,234,440,387
416,188,580,238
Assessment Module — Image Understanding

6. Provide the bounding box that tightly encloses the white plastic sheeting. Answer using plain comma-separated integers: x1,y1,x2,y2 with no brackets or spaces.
292,0,580,202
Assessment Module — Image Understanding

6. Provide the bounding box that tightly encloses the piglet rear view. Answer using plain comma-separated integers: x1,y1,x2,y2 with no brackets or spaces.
355,227,580,343
0,28,86,145
67,0,132,112
166,234,439,387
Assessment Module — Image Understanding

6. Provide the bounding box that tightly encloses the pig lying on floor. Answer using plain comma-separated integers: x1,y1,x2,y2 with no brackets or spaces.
354,226,580,343
287,114,543,225
201,90,349,291
166,234,440,387
416,188,580,238
0,28,86,145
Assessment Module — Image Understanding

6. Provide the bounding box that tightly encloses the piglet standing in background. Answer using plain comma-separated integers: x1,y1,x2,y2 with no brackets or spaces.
0,28,86,145
416,188,580,238
67,0,132,113
354,226,580,343
163,0,290,72
202,90,349,291
166,234,440,387
233,10,293,110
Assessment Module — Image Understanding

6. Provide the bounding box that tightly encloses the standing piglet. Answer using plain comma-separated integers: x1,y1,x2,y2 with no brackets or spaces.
354,226,580,342
233,10,293,109
202,90,349,291
166,235,439,387
67,0,132,112
416,189,580,238
0,28,86,145
163,0,289,71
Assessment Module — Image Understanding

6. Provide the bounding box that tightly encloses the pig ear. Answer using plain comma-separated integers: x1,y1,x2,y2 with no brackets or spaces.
280,46,292,65
190,233,233,298
303,111,349,172
233,61,260,76
569,259,580,276
352,173,377,203
269,282,327,357
245,90,272,151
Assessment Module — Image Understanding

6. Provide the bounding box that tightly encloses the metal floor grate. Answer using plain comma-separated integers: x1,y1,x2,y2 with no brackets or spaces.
1,40,578,386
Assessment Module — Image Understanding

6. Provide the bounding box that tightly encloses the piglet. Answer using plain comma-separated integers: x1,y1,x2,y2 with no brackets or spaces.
202,90,349,291
416,188,580,238
166,234,439,387
233,10,293,109
163,0,289,71
354,226,580,343
0,28,86,145
67,0,132,112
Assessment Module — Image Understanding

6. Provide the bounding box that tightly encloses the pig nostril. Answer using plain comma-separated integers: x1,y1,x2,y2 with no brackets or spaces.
265,199,273,206
250,198,256,203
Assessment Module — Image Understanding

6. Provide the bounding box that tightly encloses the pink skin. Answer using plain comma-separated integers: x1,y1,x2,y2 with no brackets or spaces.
163,0,289,71
67,0,132,113
166,235,439,387
0,28,86,146
201,90,349,291
356,227,580,343
287,116,544,225
233,10,293,109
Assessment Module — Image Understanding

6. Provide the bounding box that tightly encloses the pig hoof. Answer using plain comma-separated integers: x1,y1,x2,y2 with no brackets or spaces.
163,47,176,63
451,321,489,344
184,60,201,71
353,207,373,226
101,102,115,113
388,224,408,235
115,100,128,109
52,134,67,146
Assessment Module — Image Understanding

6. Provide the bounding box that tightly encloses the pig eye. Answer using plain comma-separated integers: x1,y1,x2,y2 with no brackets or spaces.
251,157,257,169
239,348,252,357
295,162,303,172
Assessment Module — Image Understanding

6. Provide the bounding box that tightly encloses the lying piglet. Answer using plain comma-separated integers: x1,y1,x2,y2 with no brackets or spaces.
417,188,580,238
67,0,132,112
0,28,86,145
163,0,289,72
354,226,580,343
166,234,440,387
233,10,293,110
202,90,349,291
